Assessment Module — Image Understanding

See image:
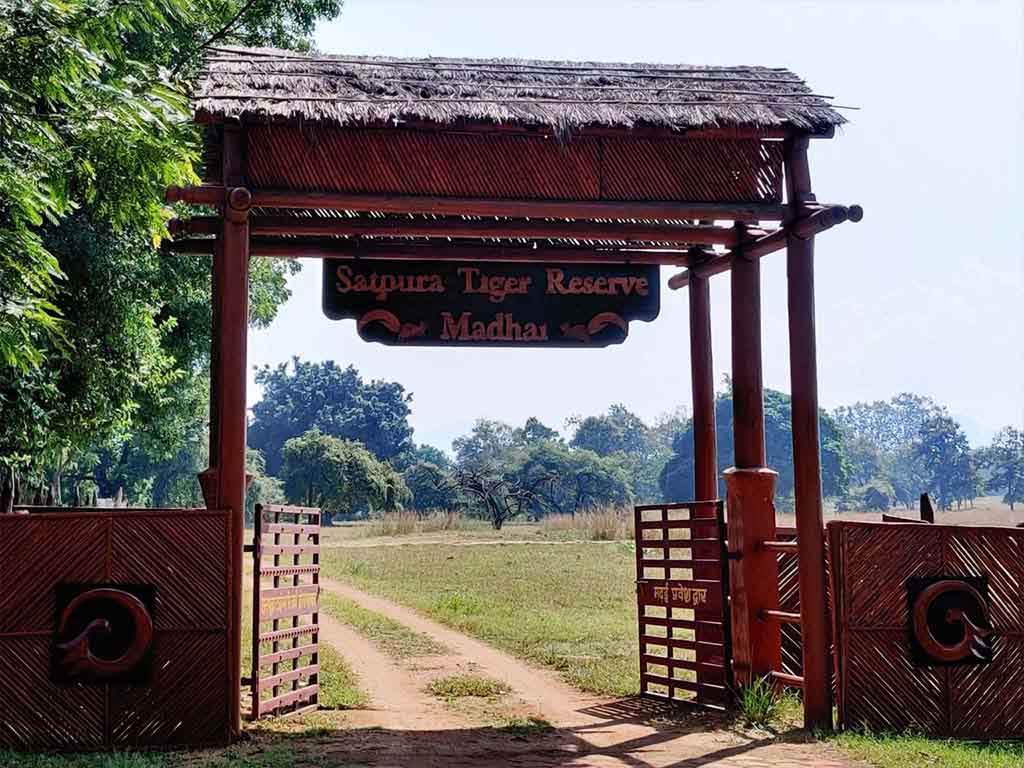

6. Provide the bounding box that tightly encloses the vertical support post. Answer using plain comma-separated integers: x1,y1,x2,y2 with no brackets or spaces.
785,134,832,731
688,271,721,693
725,224,780,690
250,503,263,720
689,273,718,502
213,123,250,739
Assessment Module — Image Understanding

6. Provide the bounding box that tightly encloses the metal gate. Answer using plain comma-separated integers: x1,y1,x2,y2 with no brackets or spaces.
248,504,321,719
634,500,732,707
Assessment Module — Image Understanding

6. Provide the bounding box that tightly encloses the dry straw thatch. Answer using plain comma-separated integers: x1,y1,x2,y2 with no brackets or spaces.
195,46,847,133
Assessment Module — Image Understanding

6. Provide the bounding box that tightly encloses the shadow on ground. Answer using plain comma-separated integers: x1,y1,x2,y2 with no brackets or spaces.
182,696,817,768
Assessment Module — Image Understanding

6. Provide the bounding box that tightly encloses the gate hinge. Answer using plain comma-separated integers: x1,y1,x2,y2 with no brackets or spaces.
726,550,742,561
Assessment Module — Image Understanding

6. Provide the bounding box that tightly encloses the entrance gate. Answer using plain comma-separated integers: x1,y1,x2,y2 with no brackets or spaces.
634,501,732,707
247,504,321,719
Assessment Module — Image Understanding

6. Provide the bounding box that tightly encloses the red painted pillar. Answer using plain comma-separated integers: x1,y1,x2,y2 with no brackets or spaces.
785,135,832,731
211,125,250,739
689,273,718,503
725,225,780,690
688,271,722,698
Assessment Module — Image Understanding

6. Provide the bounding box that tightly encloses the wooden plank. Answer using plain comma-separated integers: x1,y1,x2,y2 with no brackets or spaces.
261,585,320,600
257,664,320,692
259,564,320,577
261,684,319,715
259,624,319,643
261,504,321,518
639,559,721,570
258,643,319,667
248,215,740,245
638,519,722,530
246,189,790,222
261,523,319,535
260,543,318,556
258,607,318,623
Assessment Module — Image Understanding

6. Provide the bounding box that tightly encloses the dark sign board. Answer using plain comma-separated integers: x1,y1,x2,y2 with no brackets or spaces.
322,259,660,347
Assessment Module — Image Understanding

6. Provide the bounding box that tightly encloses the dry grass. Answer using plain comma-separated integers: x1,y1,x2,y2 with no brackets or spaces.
361,511,493,538
540,505,632,541
777,495,1021,529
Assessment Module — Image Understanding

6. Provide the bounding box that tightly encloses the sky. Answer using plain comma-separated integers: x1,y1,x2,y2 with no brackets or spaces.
246,0,1024,453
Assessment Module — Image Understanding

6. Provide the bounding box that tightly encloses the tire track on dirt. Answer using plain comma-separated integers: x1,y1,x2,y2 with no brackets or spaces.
317,611,462,730
319,577,854,767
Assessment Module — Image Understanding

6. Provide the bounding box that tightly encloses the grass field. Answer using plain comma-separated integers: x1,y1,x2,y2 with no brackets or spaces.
320,591,447,658
321,539,640,696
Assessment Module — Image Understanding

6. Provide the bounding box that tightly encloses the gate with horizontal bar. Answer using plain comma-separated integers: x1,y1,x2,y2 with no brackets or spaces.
247,504,321,719
634,500,732,707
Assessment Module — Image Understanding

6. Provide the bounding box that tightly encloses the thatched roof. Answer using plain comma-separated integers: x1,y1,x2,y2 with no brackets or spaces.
195,46,847,134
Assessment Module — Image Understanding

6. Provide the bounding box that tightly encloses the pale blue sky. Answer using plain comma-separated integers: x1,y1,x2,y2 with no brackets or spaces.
247,0,1024,452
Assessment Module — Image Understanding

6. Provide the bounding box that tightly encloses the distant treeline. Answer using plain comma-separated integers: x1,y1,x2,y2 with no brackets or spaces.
7,359,1021,525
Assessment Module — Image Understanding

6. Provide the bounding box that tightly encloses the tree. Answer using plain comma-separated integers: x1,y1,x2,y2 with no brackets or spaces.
513,417,562,446
915,413,972,510
833,393,942,454
280,428,411,520
402,460,459,513
659,388,849,505
0,0,346,506
983,427,1023,510
569,404,651,458
246,448,284,524
250,359,414,476
569,404,673,503
515,442,632,517
449,465,554,530
452,419,516,470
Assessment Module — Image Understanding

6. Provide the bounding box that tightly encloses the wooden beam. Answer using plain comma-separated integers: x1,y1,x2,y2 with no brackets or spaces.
245,215,740,245
785,134,832,732
166,237,696,265
165,185,788,222
665,202,863,289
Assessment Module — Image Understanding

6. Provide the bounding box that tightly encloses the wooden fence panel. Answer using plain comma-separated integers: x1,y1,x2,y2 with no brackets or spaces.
634,501,731,707
249,504,320,719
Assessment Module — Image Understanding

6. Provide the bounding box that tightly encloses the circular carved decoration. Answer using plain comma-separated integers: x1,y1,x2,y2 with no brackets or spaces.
54,587,154,682
911,579,993,664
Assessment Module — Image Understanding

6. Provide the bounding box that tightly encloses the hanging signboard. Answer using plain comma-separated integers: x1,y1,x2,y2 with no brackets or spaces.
322,259,660,347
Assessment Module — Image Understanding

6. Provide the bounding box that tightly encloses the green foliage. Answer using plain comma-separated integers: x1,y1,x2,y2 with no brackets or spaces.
516,441,633,517
280,428,410,517
737,676,780,727
659,387,849,505
321,591,446,658
982,426,1023,510
427,674,510,699
250,359,414,476
402,460,459,512
916,413,978,510
567,404,681,503
0,0,344,500
245,448,284,523
452,418,516,470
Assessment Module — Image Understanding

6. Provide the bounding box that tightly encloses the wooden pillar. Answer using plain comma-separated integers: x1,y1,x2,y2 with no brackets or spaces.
689,273,718,503
211,124,250,738
688,271,722,694
725,224,780,689
785,135,832,731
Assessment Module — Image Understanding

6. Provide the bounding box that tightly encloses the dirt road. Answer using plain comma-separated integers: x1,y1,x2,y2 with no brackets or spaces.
315,577,854,768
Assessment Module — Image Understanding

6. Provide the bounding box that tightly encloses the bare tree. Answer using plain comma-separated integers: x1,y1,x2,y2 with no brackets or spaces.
450,465,556,530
